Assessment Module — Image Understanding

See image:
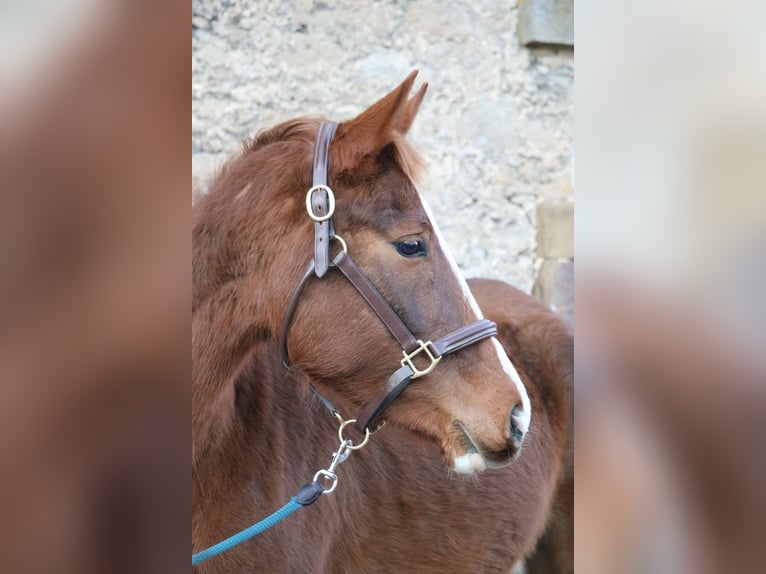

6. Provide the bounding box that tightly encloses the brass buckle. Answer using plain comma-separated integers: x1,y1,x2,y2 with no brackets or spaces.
401,340,441,379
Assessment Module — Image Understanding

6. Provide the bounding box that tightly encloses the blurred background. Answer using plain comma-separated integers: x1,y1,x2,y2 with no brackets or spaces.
577,1,766,572
0,1,188,572
192,0,575,322
0,0,764,572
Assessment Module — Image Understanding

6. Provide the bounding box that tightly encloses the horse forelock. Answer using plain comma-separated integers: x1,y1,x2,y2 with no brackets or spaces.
389,133,425,185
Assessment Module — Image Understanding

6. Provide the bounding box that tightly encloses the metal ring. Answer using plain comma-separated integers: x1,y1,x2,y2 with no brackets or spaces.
338,419,371,450
313,469,339,494
306,185,335,222
331,234,348,254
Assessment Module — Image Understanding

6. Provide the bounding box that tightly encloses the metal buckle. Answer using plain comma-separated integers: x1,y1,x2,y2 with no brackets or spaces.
401,340,442,379
306,185,335,222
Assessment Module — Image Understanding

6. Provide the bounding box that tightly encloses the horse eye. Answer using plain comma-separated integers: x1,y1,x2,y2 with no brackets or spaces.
395,239,427,258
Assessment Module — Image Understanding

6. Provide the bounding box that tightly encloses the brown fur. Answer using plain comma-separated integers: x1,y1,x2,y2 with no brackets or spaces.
192,73,572,572
470,280,574,574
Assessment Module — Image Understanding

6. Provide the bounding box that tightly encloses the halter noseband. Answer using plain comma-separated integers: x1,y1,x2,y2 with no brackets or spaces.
279,121,498,438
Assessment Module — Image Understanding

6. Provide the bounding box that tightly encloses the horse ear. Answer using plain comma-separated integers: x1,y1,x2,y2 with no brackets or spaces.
331,70,423,172
398,82,428,135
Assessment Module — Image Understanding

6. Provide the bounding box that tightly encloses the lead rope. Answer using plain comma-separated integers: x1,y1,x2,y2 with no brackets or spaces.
192,413,368,566
192,500,302,566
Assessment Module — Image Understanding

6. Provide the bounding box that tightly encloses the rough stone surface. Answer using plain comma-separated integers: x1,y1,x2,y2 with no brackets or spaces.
533,260,573,326
518,0,574,48
192,0,573,293
537,201,574,259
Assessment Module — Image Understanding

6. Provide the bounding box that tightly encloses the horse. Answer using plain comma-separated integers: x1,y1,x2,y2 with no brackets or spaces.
192,71,573,573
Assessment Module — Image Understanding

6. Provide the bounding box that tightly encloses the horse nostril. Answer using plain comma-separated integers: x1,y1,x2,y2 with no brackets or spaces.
509,419,524,446
509,404,529,447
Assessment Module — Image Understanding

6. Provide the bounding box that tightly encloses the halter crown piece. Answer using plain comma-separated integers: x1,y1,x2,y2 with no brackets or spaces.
280,121,499,440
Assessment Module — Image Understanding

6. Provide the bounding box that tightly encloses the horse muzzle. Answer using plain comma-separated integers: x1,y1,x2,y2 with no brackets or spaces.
452,416,527,474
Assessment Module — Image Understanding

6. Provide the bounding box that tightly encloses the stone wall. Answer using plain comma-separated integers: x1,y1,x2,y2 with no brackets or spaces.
192,0,573,301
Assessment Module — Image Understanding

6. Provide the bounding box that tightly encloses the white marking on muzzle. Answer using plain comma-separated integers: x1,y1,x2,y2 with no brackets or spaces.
453,452,487,474
418,193,532,428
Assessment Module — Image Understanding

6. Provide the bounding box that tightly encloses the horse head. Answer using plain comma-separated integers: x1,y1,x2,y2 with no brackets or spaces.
194,71,530,473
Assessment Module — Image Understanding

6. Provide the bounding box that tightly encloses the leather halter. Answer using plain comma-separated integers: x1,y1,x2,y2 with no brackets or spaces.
280,121,498,438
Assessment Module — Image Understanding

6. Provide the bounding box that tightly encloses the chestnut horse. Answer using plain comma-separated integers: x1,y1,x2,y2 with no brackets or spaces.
192,72,572,573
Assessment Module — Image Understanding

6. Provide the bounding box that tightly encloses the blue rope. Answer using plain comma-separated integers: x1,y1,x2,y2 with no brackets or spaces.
192,498,302,566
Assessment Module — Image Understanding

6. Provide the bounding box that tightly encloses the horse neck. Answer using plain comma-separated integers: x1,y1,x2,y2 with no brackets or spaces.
191,241,294,465
235,341,332,461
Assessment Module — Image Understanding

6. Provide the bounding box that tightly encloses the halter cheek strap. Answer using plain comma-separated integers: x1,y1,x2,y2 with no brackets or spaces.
280,121,498,437
333,252,420,354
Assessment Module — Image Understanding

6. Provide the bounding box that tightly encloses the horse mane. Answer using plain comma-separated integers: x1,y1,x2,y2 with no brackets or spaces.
242,116,425,184
243,116,320,154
